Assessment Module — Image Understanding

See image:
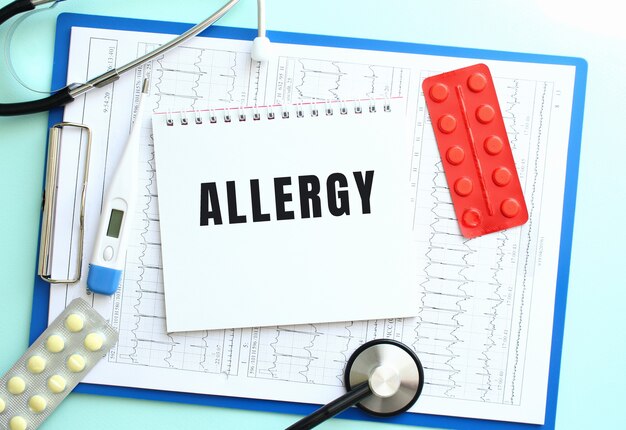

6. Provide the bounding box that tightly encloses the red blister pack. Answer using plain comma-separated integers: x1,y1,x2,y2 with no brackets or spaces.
422,63,528,238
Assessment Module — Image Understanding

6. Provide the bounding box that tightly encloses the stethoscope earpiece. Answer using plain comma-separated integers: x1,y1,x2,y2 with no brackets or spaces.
287,339,424,429
251,35,272,62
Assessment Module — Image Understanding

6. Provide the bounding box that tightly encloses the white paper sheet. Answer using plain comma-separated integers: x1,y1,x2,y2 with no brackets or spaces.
48,26,577,425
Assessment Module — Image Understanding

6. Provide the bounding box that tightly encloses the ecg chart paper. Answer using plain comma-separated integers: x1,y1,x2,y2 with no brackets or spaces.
47,26,577,425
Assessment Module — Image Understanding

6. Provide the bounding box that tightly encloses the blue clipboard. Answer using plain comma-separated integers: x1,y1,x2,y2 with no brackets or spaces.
30,12,587,430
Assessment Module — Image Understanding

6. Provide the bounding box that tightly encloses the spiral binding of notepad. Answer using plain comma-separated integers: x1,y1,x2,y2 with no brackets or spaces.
163,98,395,126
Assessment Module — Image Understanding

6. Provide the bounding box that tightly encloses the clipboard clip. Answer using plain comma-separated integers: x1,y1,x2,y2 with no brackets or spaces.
38,122,92,284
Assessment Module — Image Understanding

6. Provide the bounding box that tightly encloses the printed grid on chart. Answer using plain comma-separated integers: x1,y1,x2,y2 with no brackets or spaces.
101,45,555,406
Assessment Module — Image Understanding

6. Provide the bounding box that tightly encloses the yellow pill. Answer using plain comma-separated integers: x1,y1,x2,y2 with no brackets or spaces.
27,355,46,374
28,395,47,413
7,376,26,395
84,332,104,352
0,397,5,413
9,416,27,430
64,314,84,332
47,375,66,394
67,354,86,372
46,335,65,353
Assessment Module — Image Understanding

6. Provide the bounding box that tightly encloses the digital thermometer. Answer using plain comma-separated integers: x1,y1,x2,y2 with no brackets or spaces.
87,79,149,295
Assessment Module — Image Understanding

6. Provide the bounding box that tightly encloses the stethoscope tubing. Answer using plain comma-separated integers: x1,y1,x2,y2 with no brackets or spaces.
0,0,241,116
0,0,34,26
285,381,371,430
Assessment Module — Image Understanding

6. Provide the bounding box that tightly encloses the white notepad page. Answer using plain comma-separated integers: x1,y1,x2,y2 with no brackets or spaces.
152,101,416,332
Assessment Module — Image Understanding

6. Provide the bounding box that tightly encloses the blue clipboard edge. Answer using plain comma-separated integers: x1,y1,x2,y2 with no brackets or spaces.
28,12,587,430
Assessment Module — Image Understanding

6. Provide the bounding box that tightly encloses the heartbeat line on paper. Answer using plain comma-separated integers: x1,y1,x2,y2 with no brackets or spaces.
105,53,554,404
274,57,408,104
52,31,562,417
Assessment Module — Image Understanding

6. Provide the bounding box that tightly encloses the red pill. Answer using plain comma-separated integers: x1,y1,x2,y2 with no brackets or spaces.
484,135,504,155
429,83,449,102
446,146,465,165
493,167,512,186
476,104,495,124
500,199,520,218
462,209,481,228
454,177,473,196
467,73,487,92
438,114,457,134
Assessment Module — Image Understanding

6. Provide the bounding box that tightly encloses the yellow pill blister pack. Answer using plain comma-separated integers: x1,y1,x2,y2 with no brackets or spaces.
0,299,118,430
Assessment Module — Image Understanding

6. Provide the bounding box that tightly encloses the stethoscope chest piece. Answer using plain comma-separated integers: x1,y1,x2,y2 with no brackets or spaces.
286,339,424,429
345,339,424,416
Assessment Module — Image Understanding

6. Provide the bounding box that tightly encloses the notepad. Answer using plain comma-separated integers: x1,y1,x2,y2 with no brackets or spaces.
152,100,416,332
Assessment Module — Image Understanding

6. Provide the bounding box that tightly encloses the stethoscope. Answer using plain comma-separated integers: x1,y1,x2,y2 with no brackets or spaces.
286,339,424,429
0,0,271,116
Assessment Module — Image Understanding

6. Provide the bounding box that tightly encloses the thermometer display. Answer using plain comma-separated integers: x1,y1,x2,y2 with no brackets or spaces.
106,209,124,238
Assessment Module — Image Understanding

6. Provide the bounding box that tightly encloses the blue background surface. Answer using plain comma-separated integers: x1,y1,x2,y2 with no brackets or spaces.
1,1,624,429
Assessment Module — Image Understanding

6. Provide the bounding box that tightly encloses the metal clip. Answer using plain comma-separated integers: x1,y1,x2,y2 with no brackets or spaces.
38,122,92,284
